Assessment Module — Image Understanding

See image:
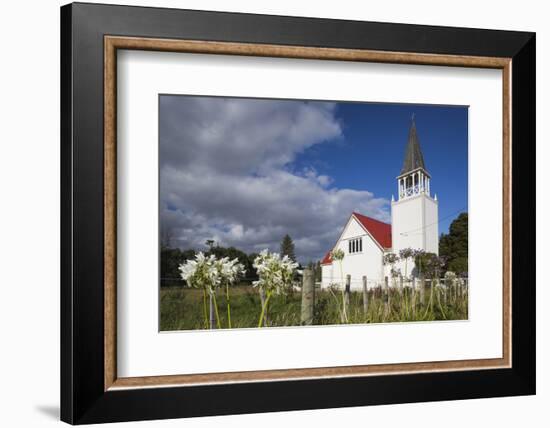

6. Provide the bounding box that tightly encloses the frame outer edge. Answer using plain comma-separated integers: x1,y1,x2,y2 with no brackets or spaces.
510,33,536,392
60,3,75,424
63,3,536,423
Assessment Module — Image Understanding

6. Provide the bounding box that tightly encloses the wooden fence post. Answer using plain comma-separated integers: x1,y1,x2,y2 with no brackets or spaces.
301,268,315,325
362,276,368,314
344,274,351,321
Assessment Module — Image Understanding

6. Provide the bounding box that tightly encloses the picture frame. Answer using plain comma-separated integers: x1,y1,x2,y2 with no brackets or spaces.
60,2,535,424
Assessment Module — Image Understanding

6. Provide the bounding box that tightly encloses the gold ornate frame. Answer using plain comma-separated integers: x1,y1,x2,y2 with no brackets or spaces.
103,36,512,391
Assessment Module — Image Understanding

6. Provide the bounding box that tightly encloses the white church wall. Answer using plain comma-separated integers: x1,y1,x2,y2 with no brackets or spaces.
390,193,439,280
340,215,365,239
392,193,438,254
320,263,334,287
391,194,426,252
423,196,439,255
320,216,385,290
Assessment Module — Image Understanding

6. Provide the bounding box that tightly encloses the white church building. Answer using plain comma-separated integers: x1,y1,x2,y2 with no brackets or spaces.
321,118,439,290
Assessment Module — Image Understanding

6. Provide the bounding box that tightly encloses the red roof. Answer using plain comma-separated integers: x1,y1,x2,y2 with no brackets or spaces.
352,212,392,249
321,251,333,265
320,212,392,265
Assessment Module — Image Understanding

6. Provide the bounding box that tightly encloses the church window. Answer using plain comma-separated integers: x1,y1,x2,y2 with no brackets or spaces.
348,237,362,254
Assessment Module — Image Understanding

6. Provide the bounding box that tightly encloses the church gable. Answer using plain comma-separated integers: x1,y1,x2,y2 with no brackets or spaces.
321,212,392,265
352,212,392,249
340,215,367,241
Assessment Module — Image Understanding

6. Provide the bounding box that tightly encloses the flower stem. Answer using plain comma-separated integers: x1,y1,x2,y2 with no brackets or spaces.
202,289,209,329
436,286,447,320
341,288,347,323
422,280,435,320
226,282,232,329
257,291,272,328
328,287,344,321
212,293,222,329
339,261,347,323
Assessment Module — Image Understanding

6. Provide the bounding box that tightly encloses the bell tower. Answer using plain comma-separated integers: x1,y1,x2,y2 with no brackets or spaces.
391,116,439,255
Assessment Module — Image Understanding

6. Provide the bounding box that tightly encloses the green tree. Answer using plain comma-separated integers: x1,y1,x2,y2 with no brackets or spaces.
415,252,444,279
205,239,215,251
160,226,174,249
206,246,255,282
161,242,262,287
160,248,196,287
439,212,468,276
280,234,296,262
247,252,259,282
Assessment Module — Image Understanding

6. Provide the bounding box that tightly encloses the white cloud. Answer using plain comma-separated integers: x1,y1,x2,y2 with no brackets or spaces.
160,96,390,262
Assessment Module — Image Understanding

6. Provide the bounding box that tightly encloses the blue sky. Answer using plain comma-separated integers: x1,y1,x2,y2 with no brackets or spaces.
292,102,469,235
160,95,468,262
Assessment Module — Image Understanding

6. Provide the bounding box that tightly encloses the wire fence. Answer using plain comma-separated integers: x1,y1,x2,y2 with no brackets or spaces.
317,277,468,288
161,276,261,287
160,271,469,327
161,275,468,292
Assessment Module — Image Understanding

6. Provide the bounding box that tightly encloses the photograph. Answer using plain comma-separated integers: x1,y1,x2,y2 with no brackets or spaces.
159,95,469,331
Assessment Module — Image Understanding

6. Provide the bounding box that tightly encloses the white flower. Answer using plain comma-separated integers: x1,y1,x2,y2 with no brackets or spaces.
253,250,298,295
214,256,246,285
178,252,245,295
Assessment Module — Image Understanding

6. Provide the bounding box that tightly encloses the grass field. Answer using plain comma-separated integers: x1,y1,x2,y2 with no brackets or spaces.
160,283,468,331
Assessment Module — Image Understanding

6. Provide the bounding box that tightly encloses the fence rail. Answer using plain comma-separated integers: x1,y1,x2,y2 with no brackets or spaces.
316,277,469,288
306,271,468,324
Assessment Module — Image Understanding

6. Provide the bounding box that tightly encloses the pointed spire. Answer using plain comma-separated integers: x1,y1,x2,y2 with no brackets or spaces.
400,115,426,175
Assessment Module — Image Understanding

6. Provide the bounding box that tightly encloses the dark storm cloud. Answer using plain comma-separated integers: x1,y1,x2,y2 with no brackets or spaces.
160,95,389,262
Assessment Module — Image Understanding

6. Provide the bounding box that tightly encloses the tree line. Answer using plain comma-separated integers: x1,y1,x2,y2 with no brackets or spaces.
160,212,466,287
439,212,468,276
398,212,468,279
161,233,323,287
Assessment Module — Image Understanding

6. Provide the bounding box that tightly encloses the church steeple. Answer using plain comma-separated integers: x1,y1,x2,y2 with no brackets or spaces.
401,115,426,175
391,115,439,256
396,116,431,200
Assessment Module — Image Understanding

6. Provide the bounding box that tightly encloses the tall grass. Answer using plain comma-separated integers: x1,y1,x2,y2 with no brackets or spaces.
160,284,468,331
